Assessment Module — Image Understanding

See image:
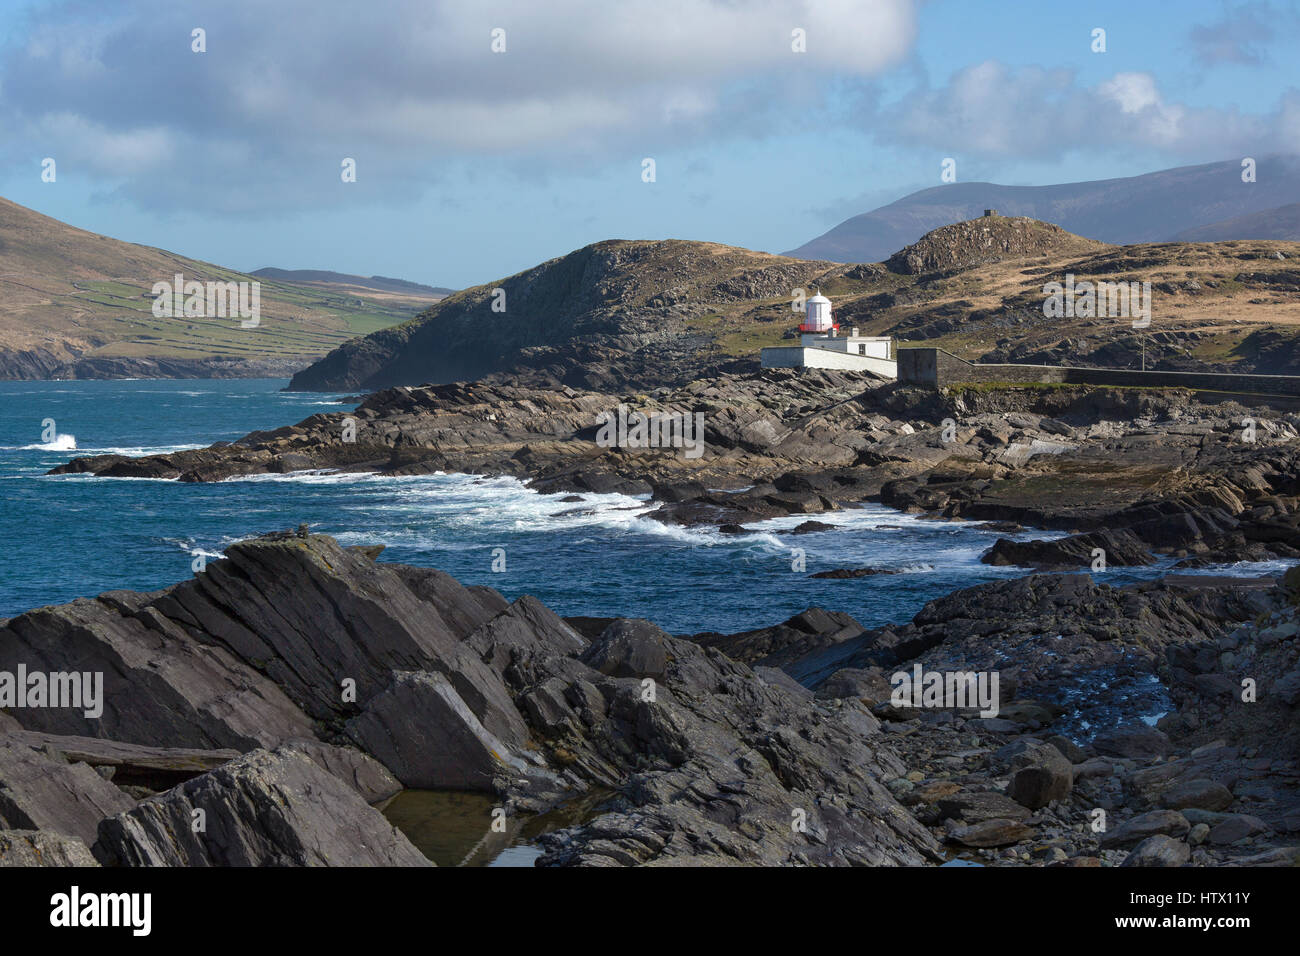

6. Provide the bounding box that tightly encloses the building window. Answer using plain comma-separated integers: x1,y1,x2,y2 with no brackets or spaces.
858,345,866,355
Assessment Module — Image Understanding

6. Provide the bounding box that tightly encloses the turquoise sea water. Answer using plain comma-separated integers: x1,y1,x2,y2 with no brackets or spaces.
0,379,1287,633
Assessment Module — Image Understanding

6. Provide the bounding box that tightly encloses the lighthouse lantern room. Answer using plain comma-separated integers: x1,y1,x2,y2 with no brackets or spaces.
800,292,835,334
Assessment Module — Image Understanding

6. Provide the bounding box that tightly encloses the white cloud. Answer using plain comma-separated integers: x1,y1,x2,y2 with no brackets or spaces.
878,60,1299,161
0,0,919,212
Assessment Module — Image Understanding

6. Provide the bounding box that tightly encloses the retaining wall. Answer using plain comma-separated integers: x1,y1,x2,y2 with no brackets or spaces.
897,347,1300,398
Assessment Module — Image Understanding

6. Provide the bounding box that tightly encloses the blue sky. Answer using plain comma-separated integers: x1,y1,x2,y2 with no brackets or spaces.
0,0,1297,288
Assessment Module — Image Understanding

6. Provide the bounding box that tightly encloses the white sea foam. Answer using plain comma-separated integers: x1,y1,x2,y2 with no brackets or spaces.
81,444,205,456
9,434,77,451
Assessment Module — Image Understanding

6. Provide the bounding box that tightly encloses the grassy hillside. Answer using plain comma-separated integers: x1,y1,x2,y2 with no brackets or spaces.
289,215,1300,391
0,198,433,378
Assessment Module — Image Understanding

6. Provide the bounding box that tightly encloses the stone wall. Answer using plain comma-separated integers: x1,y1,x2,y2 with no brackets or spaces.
897,347,1300,398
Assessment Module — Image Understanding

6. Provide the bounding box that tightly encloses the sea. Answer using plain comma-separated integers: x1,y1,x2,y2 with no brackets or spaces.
0,378,1287,631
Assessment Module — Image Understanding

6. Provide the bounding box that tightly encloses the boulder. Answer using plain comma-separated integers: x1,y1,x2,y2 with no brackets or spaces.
92,745,431,866
1208,814,1268,845
934,790,1032,823
949,818,1035,848
999,739,1074,809
0,740,135,846
1159,778,1234,813
1121,835,1191,867
346,671,530,791
1092,724,1171,760
581,619,670,680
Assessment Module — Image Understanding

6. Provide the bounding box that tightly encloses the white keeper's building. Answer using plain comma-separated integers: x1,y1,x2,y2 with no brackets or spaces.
760,293,897,377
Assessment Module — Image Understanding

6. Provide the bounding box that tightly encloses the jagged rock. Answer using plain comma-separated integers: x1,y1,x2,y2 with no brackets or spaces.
92,745,431,867
0,740,135,846
0,830,99,867
581,619,670,679
345,671,530,791
982,528,1155,569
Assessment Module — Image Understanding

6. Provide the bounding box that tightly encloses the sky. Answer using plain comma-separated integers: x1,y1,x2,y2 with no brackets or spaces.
0,0,1297,289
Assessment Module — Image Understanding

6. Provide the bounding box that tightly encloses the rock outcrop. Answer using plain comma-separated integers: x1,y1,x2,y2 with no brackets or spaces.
2,532,944,867
92,745,430,867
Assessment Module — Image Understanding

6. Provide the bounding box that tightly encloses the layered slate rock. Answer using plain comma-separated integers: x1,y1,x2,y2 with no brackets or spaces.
92,745,430,867
286,739,402,805
1,531,952,866
523,621,942,866
0,741,135,846
0,592,315,750
345,671,532,791
3,731,238,779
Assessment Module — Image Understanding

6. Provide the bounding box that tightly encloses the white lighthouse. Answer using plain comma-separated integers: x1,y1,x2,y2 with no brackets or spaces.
801,292,835,334
761,290,896,376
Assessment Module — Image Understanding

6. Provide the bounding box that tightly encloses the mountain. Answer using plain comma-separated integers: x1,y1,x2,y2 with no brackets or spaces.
1172,202,1300,242
288,216,1300,392
250,268,454,298
0,198,431,379
786,156,1300,263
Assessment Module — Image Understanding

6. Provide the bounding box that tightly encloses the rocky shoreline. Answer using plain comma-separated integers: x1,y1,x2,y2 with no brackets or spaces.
50,368,1300,572
10,368,1300,865
1,529,1296,866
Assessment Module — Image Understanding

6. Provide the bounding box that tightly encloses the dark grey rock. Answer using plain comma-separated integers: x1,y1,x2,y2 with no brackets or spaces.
346,670,532,791
582,619,670,679
0,740,135,846
1122,834,1191,867
92,745,431,866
